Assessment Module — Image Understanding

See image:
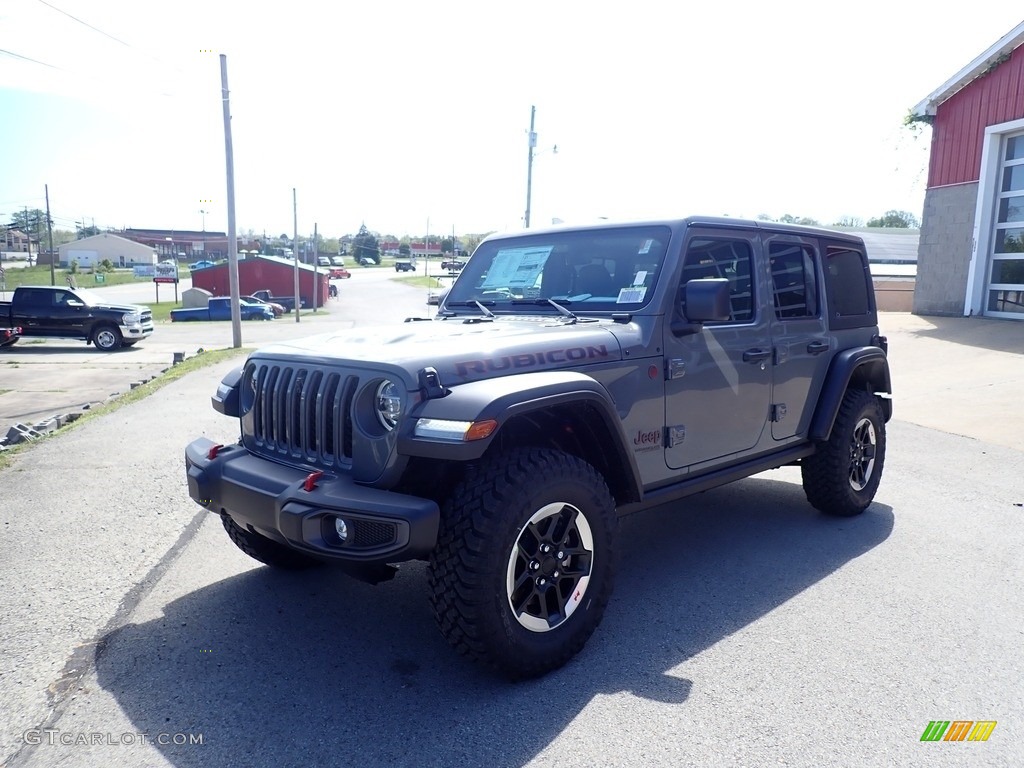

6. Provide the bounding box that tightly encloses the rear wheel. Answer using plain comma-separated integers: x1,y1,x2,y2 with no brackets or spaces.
92,325,122,351
802,389,886,516
220,513,322,569
428,447,618,679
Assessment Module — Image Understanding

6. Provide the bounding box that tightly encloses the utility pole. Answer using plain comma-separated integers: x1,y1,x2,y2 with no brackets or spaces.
45,185,55,286
525,105,536,228
312,222,319,312
293,188,300,323
24,206,33,266
220,53,242,348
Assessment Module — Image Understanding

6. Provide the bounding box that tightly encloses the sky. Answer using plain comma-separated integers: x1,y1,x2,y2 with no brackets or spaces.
1,1,1022,241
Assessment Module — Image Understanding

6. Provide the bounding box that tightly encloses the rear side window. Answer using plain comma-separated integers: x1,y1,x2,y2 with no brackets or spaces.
769,243,818,319
823,244,876,329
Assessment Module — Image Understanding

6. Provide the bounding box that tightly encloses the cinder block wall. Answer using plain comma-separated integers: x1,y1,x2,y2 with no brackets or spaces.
913,183,977,316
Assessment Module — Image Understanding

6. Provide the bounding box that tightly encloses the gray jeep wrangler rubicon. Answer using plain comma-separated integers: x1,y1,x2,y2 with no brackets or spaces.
185,217,891,679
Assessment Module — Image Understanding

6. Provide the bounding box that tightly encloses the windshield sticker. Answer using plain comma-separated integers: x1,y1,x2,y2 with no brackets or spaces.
633,270,647,286
638,239,653,255
617,286,647,303
481,246,552,291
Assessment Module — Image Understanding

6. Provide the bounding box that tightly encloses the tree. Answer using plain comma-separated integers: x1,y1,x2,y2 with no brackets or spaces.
833,215,864,228
76,223,101,237
866,210,919,228
351,224,380,264
398,243,411,256
440,237,455,255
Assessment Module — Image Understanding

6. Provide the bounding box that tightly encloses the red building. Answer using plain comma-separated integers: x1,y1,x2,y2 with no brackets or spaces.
191,255,329,307
911,20,1024,319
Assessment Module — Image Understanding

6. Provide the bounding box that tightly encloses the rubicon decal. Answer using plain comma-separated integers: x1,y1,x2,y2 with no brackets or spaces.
455,345,609,376
920,721,997,742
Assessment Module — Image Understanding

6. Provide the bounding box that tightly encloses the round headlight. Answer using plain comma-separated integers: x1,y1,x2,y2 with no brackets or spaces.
375,380,402,431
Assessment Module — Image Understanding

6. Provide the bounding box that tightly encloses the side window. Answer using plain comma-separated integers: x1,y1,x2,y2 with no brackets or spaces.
769,243,819,319
826,246,870,316
682,238,754,323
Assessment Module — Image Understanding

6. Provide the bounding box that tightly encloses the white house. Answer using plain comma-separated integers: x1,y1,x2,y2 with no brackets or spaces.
58,233,157,268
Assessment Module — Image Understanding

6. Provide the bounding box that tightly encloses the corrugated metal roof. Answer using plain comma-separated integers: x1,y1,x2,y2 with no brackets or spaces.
913,20,1024,115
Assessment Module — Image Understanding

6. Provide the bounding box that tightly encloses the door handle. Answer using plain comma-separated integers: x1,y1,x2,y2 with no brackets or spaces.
742,349,771,363
807,341,830,355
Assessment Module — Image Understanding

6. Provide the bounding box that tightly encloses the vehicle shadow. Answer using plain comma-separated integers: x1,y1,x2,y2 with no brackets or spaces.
886,313,1024,355
0,343,141,355
93,476,893,767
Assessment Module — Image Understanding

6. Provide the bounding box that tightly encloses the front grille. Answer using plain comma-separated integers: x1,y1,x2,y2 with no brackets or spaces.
247,362,358,467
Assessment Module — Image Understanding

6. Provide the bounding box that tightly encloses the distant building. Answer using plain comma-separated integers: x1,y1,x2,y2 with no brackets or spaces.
410,241,442,258
910,20,1024,319
120,228,261,262
3,228,34,253
58,233,156,268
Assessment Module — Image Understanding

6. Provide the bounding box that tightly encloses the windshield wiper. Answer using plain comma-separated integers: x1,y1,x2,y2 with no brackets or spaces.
510,298,578,322
448,300,496,318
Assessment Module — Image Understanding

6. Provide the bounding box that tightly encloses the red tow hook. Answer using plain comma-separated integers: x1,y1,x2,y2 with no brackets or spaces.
303,470,324,492
206,444,225,460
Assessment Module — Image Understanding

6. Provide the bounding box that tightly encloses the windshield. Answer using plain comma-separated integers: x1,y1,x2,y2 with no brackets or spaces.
444,225,671,312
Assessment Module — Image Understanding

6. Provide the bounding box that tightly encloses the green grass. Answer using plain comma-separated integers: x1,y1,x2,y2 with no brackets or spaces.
0,264,175,291
0,345,249,471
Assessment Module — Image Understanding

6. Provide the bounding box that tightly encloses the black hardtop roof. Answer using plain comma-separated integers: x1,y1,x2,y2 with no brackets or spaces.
488,217,866,245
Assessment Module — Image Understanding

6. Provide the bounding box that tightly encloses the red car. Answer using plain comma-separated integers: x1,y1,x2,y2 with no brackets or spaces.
330,267,351,279
242,295,285,317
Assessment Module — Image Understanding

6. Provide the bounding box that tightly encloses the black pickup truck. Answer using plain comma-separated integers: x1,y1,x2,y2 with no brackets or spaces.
0,285,154,350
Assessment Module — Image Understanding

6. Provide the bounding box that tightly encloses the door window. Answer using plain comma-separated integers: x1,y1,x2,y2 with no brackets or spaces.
681,238,755,323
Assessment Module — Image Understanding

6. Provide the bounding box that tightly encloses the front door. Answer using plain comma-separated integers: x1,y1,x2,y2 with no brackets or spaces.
664,230,771,470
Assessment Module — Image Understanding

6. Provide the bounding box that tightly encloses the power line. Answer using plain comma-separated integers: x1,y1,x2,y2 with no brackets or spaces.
0,47,62,70
34,0,134,49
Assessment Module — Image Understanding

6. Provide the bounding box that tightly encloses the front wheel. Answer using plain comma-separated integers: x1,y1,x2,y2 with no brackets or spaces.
428,447,618,680
92,325,122,351
802,389,886,516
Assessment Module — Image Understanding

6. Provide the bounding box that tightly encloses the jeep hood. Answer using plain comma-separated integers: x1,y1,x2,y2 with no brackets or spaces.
251,317,628,385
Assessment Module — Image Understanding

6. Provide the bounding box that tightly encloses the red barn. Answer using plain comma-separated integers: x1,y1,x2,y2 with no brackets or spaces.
191,255,329,307
911,20,1024,319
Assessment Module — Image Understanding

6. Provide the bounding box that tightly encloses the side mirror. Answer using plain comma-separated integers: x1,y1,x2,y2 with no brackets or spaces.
683,278,731,322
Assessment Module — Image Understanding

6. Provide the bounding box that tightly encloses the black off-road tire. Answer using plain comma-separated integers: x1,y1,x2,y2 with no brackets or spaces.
220,513,322,570
92,324,122,351
428,447,618,680
802,389,886,517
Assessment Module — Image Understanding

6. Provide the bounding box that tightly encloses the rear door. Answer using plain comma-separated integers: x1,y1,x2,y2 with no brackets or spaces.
663,228,772,469
764,235,830,440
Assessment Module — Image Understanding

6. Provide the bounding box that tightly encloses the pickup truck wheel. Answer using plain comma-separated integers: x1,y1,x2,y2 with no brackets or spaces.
220,513,321,569
802,389,886,517
428,447,617,680
92,325,122,351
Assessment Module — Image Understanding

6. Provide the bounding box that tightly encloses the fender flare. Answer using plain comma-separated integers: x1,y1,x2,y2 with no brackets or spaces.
809,346,892,441
398,370,643,499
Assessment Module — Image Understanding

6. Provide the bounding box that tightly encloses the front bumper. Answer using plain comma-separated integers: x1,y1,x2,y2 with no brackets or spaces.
119,321,154,339
185,437,439,565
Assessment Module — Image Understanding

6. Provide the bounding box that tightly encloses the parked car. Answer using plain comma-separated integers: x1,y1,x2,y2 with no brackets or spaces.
0,325,23,348
359,257,376,266
170,297,274,322
395,258,417,272
317,257,332,267
242,295,285,317
440,259,466,271
330,256,346,267
190,260,217,270
251,289,306,312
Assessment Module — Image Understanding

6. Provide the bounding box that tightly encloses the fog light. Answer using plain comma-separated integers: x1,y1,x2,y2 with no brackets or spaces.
334,517,349,543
